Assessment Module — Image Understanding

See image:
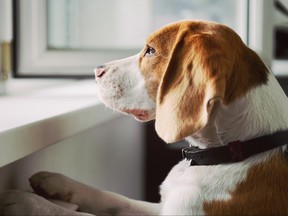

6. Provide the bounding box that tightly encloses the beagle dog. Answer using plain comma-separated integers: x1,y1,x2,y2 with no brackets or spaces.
2,20,288,215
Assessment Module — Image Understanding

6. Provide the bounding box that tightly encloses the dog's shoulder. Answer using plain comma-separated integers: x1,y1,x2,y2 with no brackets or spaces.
159,159,248,215
159,150,288,215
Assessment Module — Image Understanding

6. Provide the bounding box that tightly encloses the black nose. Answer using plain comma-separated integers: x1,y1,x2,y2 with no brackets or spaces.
94,65,106,78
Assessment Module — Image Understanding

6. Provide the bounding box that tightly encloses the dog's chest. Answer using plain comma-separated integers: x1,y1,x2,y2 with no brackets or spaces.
159,159,249,215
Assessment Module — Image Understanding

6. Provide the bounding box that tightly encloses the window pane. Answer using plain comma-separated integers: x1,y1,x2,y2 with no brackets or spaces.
47,0,152,50
152,0,237,30
47,0,244,50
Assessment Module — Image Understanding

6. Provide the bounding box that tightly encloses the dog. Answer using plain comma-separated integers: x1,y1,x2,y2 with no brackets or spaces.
1,20,288,215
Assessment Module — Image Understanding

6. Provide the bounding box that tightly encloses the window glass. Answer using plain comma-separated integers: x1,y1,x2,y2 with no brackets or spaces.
47,0,242,50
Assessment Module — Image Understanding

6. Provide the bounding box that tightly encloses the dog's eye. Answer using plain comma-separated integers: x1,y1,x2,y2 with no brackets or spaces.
144,46,156,57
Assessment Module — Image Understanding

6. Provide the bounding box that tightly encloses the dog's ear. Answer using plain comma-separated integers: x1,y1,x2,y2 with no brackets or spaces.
155,23,268,143
155,25,229,143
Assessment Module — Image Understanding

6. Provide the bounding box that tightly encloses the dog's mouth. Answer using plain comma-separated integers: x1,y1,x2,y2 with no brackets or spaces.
122,109,152,121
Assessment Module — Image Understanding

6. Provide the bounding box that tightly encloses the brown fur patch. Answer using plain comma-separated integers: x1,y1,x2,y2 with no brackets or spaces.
139,23,181,100
203,151,288,215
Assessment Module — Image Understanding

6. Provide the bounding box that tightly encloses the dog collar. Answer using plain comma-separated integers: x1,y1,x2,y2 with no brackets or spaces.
182,130,288,166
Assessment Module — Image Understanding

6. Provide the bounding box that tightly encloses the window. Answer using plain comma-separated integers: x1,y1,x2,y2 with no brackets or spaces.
273,0,288,76
14,0,277,77
47,0,246,50
15,0,248,77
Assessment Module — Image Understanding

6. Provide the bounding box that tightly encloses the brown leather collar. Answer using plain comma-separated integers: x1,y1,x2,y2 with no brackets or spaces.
182,131,288,166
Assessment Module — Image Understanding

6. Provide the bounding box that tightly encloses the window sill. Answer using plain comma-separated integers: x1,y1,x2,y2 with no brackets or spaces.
0,79,118,167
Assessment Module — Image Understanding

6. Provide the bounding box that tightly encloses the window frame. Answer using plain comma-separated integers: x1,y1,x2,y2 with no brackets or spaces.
248,0,288,76
13,0,286,77
14,0,139,78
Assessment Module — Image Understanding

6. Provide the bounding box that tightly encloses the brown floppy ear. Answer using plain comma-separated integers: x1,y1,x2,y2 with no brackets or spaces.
155,26,230,143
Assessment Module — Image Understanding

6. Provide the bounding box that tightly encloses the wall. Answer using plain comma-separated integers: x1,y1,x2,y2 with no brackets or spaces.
0,116,145,200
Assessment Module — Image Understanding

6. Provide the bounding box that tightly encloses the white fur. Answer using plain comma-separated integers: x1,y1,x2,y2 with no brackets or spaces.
216,74,288,144
187,73,288,149
96,54,156,121
160,160,249,215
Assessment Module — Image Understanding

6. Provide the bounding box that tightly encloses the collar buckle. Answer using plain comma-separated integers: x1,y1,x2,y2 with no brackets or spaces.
182,147,190,159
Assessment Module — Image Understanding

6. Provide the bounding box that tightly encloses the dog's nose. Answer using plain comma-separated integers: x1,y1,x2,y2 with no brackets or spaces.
94,65,106,78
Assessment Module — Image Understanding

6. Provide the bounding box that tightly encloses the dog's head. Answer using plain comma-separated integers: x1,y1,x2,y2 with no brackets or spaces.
95,20,268,143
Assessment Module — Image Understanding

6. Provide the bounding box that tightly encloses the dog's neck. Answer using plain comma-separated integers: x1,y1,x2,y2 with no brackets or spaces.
187,73,288,149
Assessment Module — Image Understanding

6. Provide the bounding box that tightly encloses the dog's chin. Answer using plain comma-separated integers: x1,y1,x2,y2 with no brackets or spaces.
98,97,155,122
121,109,155,122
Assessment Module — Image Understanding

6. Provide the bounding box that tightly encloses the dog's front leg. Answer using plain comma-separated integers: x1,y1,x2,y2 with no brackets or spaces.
30,171,160,215
0,190,93,216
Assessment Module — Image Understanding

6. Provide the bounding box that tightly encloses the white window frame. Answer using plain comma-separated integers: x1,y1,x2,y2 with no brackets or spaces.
271,0,288,76
248,0,274,68
15,0,285,77
15,0,139,77
248,0,288,76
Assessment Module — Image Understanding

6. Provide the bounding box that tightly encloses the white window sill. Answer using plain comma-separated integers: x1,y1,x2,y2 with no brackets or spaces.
0,79,118,167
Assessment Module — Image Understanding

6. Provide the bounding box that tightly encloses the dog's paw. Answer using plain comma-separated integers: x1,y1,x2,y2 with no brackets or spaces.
29,171,80,203
0,190,91,216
